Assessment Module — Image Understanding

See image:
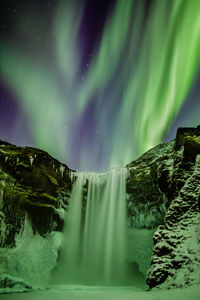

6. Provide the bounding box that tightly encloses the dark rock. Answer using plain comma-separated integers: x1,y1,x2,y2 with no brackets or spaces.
127,125,200,289
183,135,200,162
0,125,200,290
175,125,200,150
0,274,33,292
126,142,174,229
0,140,12,146
0,143,73,247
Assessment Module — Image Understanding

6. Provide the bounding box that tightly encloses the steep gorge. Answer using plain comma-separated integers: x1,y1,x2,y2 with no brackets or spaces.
0,126,200,292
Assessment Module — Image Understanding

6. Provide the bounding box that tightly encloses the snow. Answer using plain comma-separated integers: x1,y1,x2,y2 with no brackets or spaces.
0,274,33,294
53,207,66,220
0,284,200,300
154,213,200,289
127,228,155,275
0,219,62,287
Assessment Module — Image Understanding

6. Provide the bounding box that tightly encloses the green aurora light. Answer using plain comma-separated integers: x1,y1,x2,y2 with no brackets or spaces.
0,0,200,171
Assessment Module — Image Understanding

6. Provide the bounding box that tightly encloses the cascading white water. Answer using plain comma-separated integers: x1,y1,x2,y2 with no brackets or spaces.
55,168,129,285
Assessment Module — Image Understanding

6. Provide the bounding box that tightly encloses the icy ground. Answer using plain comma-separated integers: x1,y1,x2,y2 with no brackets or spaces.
0,285,200,300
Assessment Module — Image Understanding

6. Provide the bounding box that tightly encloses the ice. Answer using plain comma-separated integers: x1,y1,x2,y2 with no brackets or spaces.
29,157,34,166
127,228,155,275
0,219,62,287
0,284,200,300
59,165,65,177
54,207,65,220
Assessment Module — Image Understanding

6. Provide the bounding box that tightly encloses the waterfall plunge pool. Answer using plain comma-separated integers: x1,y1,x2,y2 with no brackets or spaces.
1,285,200,300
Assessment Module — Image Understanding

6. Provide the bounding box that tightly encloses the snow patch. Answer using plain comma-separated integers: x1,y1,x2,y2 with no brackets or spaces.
127,228,155,275
0,274,33,294
0,219,62,287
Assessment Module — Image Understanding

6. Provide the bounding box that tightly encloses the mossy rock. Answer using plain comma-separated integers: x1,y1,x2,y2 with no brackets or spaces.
175,125,200,150
183,136,200,161
0,142,73,246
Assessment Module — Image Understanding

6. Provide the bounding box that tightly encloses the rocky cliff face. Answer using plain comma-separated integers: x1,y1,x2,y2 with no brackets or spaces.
0,141,73,248
0,126,200,291
126,126,200,289
126,140,174,229
146,129,200,289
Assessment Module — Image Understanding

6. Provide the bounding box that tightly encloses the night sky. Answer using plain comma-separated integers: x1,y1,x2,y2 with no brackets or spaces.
0,0,200,171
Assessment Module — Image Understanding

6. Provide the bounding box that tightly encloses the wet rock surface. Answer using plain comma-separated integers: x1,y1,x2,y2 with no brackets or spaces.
0,125,200,290
126,141,174,229
146,154,200,289
127,126,200,288
0,142,73,247
126,125,200,289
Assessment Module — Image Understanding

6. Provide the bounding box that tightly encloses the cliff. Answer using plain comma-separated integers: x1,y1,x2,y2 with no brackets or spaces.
126,126,200,289
0,125,200,291
0,141,73,248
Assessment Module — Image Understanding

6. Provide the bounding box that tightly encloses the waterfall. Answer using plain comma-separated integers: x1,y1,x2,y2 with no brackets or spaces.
55,168,129,285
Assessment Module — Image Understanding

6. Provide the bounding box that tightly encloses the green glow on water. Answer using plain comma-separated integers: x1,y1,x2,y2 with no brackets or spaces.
55,169,130,285
0,0,200,170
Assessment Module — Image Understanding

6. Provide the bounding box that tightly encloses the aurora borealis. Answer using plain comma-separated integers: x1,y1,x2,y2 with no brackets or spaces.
0,0,200,171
